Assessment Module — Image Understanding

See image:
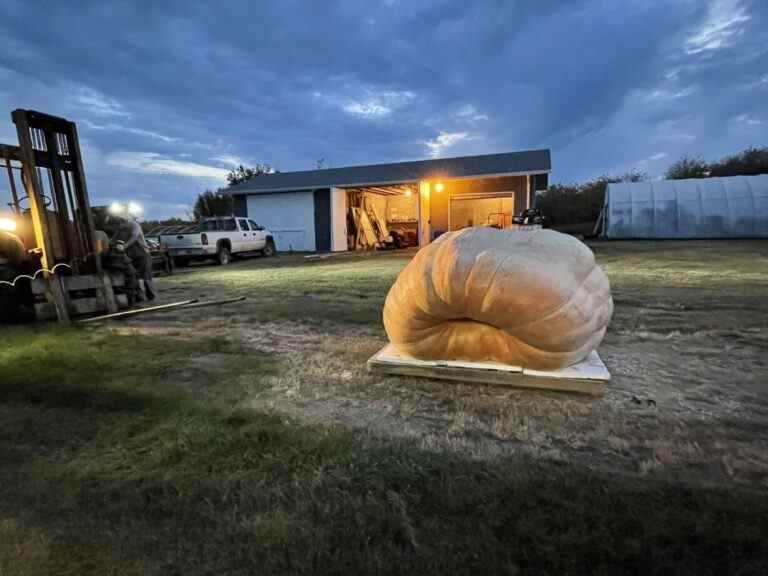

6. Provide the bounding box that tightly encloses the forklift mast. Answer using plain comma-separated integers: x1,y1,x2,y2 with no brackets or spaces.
0,109,119,324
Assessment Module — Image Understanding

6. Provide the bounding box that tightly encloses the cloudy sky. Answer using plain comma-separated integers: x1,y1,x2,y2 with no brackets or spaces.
0,0,766,218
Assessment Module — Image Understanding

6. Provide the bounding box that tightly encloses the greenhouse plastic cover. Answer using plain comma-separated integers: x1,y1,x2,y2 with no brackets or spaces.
604,175,768,238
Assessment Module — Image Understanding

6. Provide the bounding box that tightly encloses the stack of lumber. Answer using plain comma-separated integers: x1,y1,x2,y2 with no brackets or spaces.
349,207,380,249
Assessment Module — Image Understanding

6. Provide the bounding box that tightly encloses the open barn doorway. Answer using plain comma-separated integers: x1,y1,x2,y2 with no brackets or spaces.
425,175,531,239
449,193,515,230
345,184,419,250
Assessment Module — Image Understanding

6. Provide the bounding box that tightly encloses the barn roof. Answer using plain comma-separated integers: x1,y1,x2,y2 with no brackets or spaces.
227,149,551,195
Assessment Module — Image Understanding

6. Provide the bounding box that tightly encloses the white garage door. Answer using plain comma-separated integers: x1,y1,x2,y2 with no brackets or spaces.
246,191,316,251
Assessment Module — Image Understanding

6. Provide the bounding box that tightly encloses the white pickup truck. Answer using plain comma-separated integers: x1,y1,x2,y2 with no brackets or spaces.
160,216,276,266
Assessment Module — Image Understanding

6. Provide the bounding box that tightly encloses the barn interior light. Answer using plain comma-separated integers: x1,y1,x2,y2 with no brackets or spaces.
405,189,412,197
434,181,444,192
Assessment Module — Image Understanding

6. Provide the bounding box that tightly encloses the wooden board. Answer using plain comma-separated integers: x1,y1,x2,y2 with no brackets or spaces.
31,272,125,294
32,272,127,320
367,343,609,396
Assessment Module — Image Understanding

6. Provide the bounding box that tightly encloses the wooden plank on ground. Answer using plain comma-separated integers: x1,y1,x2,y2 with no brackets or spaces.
367,343,609,396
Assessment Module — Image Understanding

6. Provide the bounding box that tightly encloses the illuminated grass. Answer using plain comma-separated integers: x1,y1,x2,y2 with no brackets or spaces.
1,326,767,574
2,240,768,574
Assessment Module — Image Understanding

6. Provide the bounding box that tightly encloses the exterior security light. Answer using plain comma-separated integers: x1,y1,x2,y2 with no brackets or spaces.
0,216,17,232
434,181,444,192
109,202,125,215
127,202,143,216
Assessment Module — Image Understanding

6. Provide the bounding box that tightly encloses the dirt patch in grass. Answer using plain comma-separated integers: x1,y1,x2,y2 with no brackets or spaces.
104,241,768,490
2,329,767,574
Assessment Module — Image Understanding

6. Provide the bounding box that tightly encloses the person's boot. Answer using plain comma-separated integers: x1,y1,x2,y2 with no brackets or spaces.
142,280,156,301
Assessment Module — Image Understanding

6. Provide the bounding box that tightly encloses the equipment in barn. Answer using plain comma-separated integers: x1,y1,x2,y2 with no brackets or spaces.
0,109,127,324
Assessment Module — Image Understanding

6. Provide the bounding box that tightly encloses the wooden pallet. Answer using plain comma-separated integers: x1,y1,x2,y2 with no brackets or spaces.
367,343,610,396
32,273,127,320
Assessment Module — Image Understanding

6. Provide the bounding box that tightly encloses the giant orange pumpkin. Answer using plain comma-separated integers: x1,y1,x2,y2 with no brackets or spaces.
383,227,613,370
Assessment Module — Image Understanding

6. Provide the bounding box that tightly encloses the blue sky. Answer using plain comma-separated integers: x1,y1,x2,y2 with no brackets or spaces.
0,0,766,219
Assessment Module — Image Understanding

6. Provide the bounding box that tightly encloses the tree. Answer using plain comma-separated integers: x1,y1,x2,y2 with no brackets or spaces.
193,189,233,220
665,147,768,179
709,147,768,177
535,170,646,228
227,164,275,186
665,156,710,179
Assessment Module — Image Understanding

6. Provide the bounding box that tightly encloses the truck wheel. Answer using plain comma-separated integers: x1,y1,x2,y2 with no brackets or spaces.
217,245,231,266
262,240,276,257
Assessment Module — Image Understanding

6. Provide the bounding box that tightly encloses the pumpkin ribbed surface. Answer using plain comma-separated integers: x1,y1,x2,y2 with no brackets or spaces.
383,227,613,370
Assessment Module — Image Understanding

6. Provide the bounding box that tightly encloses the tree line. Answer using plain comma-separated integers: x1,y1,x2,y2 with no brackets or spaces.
536,146,767,230
193,163,276,220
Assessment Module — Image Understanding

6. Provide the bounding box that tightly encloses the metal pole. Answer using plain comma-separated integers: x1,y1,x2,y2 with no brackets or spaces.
66,119,100,273
13,109,70,324
44,129,79,273
3,148,20,214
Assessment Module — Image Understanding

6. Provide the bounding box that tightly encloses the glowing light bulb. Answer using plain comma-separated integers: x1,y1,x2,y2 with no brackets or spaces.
0,216,17,232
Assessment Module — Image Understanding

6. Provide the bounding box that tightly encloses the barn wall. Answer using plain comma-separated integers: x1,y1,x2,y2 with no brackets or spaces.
232,195,247,217
430,184,449,238
330,187,348,251
246,191,316,251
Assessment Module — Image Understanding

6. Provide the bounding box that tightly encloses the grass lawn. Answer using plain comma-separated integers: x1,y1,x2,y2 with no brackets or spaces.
2,240,767,574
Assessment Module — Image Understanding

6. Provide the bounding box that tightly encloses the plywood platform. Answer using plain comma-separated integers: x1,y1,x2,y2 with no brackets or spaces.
367,344,610,396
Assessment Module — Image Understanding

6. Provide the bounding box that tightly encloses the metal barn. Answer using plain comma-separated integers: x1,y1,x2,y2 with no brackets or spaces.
227,150,551,252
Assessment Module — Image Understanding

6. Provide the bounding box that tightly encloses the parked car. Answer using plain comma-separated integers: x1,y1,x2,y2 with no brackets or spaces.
512,208,550,228
160,216,276,266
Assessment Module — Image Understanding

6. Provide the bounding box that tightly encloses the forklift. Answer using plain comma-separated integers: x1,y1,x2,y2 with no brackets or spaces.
0,109,129,324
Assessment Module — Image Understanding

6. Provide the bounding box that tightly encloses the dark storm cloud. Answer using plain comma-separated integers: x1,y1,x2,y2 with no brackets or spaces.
0,0,765,217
